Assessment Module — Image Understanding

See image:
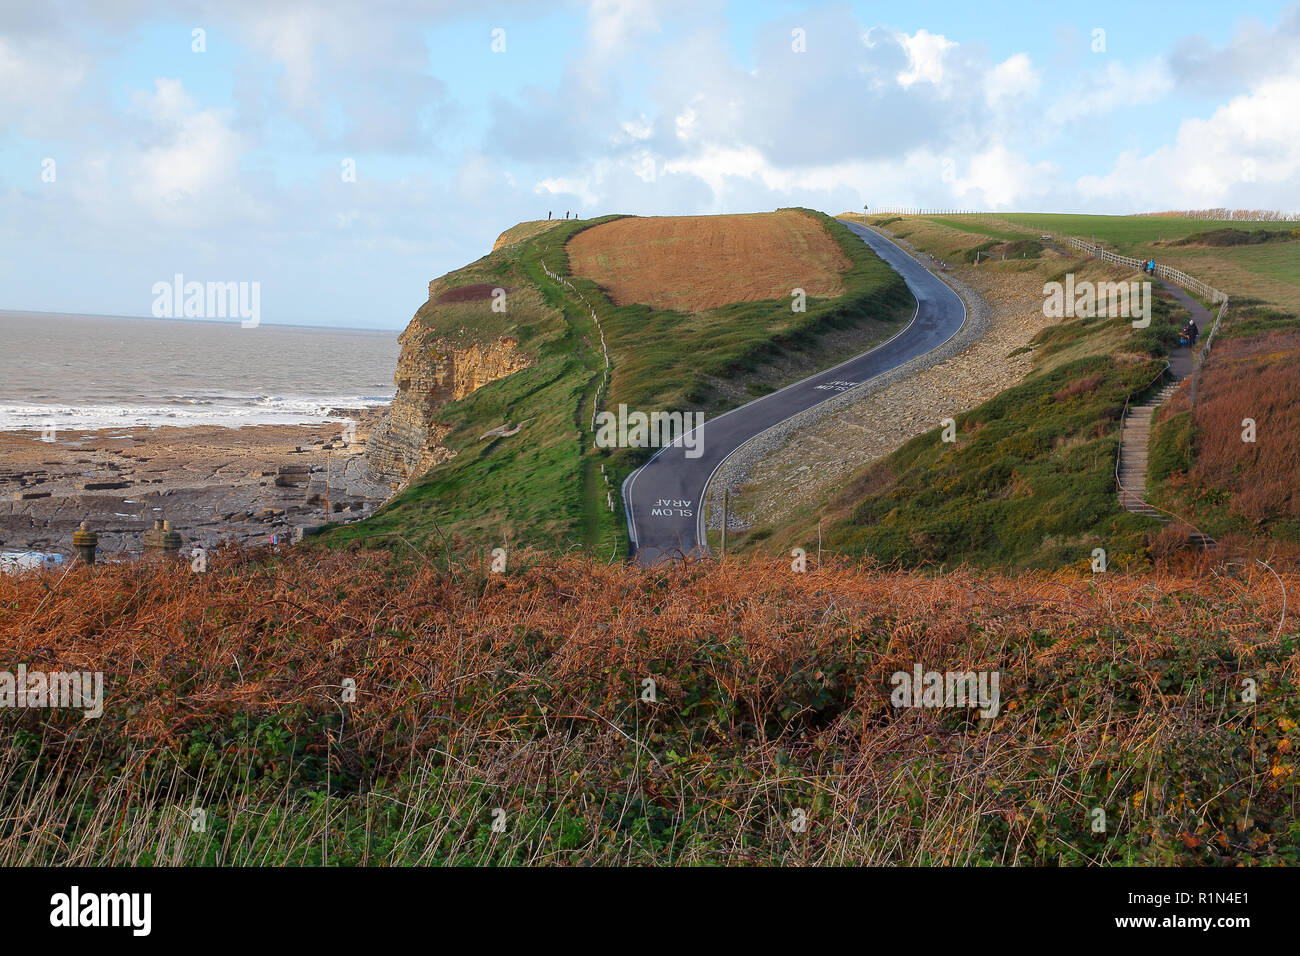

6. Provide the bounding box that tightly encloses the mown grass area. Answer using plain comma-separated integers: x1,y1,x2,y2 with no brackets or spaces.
926,216,1031,241
818,290,1186,571
3,548,1297,866
491,218,568,250
854,213,1045,265
998,213,1300,250
326,209,912,557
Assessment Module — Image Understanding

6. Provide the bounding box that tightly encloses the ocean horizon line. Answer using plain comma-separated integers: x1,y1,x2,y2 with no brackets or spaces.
0,308,403,335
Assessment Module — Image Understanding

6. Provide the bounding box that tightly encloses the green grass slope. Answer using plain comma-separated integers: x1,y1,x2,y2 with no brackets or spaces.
820,282,1185,571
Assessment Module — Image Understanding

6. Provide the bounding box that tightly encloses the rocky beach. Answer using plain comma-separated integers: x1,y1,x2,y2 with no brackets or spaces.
0,407,390,562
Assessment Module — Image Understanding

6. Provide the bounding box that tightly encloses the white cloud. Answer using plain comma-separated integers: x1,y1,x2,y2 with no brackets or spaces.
587,0,664,56
534,175,599,207
618,114,654,141
1077,73,1300,210
125,79,260,225
954,143,1057,208
245,7,321,109
1049,60,1173,126
661,145,770,195
897,29,955,88
0,33,92,136
674,105,699,142
985,53,1039,106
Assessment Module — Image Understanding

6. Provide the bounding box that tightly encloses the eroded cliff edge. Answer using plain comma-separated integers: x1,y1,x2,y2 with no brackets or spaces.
365,328,532,488
364,223,565,490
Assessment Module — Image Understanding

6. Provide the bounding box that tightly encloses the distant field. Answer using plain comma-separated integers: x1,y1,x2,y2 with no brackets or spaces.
568,210,850,312
991,214,1300,315
997,213,1297,250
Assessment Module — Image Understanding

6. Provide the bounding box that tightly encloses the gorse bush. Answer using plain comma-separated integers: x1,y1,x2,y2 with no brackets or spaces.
1170,228,1300,247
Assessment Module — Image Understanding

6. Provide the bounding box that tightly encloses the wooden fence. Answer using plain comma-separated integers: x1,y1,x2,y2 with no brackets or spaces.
540,259,611,431
1048,234,1230,409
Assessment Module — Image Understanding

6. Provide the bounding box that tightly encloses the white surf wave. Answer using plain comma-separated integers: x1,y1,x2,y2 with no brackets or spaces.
0,395,391,431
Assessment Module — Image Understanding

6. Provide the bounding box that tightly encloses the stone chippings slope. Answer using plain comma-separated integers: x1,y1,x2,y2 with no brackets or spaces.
708,232,1053,533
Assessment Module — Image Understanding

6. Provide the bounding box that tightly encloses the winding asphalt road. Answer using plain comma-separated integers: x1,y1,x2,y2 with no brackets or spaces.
621,221,967,566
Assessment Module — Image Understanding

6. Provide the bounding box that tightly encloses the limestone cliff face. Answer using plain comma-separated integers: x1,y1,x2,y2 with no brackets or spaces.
366,327,532,488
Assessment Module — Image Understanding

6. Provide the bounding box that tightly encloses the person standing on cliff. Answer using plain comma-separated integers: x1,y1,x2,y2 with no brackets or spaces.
548,211,552,220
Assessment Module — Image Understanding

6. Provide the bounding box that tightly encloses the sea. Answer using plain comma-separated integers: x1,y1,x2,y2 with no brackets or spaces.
0,311,399,430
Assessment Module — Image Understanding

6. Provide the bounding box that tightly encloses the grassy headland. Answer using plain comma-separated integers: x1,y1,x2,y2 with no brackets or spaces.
324,209,912,557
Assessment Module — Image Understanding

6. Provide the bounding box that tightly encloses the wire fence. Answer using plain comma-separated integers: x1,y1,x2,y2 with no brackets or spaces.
870,207,983,216
540,258,611,432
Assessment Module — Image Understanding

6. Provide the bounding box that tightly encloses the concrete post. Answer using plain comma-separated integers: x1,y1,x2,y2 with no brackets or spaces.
73,521,98,565
143,518,182,556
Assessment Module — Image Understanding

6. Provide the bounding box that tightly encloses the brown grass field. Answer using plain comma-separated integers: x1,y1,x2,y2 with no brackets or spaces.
1,546,1297,865
566,209,851,312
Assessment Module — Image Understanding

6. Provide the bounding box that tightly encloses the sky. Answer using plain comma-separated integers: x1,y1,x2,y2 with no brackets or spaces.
2,0,1299,329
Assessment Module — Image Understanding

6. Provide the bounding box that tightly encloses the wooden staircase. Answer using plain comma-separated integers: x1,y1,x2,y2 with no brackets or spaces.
1117,369,1215,550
